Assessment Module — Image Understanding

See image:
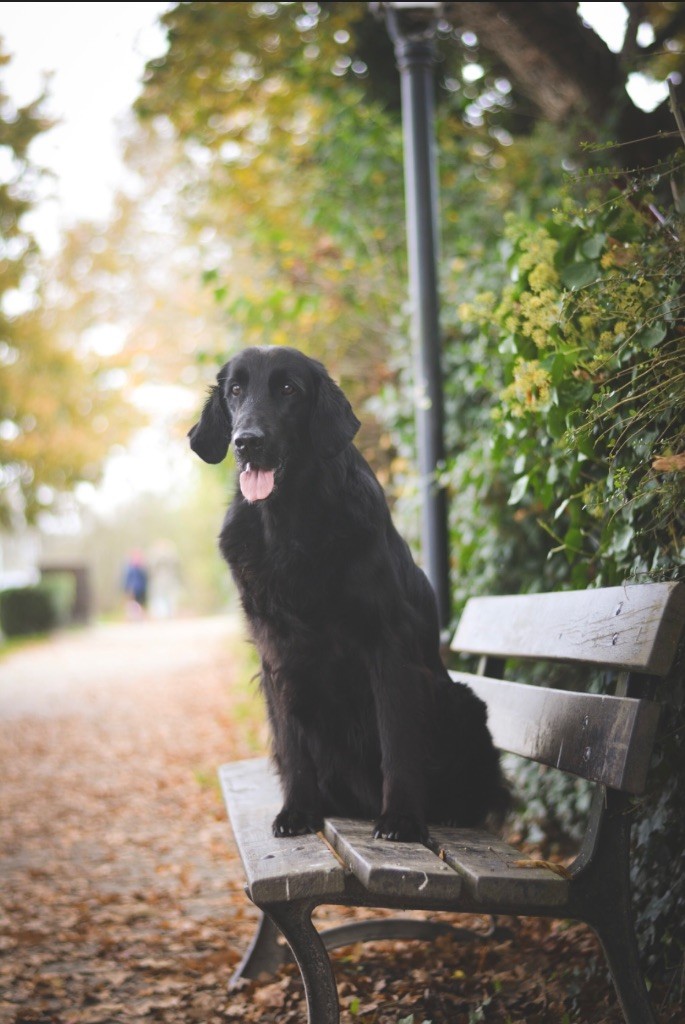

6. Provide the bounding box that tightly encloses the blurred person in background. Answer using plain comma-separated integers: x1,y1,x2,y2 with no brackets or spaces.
148,540,182,619
123,549,148,620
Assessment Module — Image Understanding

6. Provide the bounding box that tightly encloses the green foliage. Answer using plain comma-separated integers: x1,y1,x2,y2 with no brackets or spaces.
0,586,56,638
631,644,685,983
136,2,410,406
134,1,544,421
458,176,684,591
450,170,685,987
377,159,685,988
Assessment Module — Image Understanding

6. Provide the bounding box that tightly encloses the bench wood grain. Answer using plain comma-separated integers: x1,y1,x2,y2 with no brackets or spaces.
450,672,661,793
219,759,345,904
451,582,685,675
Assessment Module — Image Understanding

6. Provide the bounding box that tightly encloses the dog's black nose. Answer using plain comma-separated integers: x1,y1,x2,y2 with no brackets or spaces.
233,430,265,458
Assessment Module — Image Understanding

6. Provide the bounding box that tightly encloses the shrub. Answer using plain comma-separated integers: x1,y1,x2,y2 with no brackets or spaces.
450,173,685,986
0,586,56,638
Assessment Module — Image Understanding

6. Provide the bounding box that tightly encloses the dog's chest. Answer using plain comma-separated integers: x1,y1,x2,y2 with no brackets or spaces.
224,514,345,625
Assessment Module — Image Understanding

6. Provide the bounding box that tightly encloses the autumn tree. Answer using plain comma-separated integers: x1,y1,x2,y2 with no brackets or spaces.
0,46,141,525
137,2,411,412
48,124,234,398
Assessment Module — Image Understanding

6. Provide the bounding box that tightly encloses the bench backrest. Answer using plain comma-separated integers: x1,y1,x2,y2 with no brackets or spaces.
449,583,685,795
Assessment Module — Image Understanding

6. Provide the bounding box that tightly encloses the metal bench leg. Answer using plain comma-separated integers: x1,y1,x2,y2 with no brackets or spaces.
263,900,339,1024
592,919,658,1024
575,791,658,1024
231,909,291,986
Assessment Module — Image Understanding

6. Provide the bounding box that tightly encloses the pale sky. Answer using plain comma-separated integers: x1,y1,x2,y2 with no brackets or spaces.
0,1,171,251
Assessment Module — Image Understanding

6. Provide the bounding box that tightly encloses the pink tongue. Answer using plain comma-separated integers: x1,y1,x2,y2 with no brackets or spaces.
240,467,275,502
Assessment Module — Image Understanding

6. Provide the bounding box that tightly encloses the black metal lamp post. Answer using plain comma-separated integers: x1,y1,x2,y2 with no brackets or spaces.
374,2,451,632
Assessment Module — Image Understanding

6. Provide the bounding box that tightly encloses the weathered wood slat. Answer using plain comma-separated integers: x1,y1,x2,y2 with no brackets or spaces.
451,582,685,676
451,672,660,793
427,827,570,907
218,759,346,904
324,818,461,900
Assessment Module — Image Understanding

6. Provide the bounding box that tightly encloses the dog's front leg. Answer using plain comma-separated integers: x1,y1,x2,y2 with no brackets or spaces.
270,706,324,838
370,656,428,843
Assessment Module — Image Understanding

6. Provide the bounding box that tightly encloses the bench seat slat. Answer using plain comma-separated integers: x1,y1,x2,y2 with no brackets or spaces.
451,671,661,794
219,759,346,904
427,827,569,907
451,582,685,675
324,818,461,900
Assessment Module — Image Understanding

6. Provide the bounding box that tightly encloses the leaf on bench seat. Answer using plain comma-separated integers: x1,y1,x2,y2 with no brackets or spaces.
514,859,572,879
428,828,570,908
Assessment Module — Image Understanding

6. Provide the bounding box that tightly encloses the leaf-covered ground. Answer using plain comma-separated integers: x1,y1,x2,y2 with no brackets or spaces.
0,617,679,1023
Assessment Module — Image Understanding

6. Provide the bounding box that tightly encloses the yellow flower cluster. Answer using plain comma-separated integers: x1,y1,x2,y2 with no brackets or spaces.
500,358,553,417
528,260,559,292
504,219,559,273
516,288,561,349
497,224,562,348
458,291,497,324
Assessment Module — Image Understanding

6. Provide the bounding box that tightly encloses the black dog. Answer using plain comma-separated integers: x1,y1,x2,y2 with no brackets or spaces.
189,346,509,842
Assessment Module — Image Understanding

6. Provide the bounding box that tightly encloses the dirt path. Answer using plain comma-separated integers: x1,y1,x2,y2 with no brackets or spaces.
0,616,263,1024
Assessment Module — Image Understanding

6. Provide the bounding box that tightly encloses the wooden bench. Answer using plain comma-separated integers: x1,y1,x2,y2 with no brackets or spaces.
219,582,685,1024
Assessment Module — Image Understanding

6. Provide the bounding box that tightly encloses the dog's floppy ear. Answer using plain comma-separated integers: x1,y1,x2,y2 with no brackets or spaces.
310,363,361,459
188,380,232,464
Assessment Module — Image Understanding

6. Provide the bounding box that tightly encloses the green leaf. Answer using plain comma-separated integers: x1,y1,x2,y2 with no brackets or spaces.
563,526,584,552
634,322,667,349
554,497,570,520
580,233,606,259
546,404,567,439
561,260,599,290
498,335,517,355
508,474,529,505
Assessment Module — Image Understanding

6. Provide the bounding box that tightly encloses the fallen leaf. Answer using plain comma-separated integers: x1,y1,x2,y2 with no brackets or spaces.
652,453,685,472
514,859,572,878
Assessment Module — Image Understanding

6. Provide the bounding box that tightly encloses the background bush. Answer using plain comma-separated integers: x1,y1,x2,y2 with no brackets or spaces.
0,586,57,639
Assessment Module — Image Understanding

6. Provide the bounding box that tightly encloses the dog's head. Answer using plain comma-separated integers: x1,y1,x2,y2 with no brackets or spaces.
188,346,360,502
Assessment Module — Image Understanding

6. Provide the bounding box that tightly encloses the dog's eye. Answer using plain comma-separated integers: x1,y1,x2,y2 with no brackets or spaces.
280,382,296,396
229,382,242,397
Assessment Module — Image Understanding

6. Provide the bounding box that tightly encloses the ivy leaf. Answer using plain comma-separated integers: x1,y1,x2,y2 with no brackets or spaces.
546,404,567,440
554,497,571,520
634,323,667,349
561,260,599,290
508,474,529,505
580,233,606,259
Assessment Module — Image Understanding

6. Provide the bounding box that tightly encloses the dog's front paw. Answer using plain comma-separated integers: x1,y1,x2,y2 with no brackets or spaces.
373,812,427,843
272,807,323,838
